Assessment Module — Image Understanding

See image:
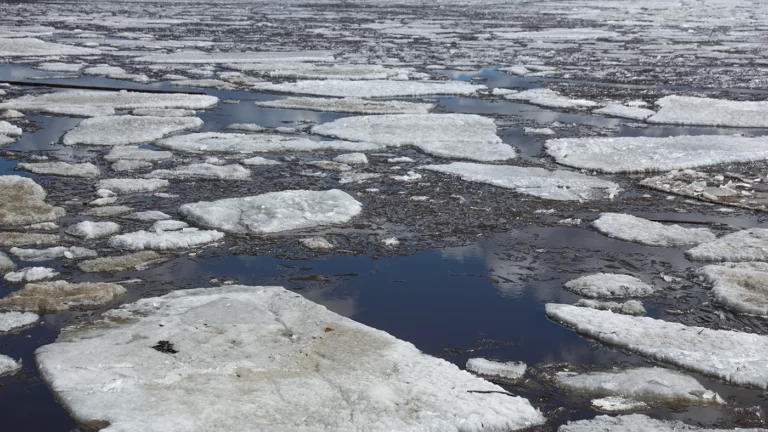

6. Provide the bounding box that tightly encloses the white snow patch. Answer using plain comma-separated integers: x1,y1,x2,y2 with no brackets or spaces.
225,123,266,132
0,311,38,332
564,273,656,298
466,358,526,380
524,127,556,136
108,228,224,251
686,229,768,262
63,116,203,146
649,95,768,128
0,121,22,137
592,213,716,247
590,397,648,412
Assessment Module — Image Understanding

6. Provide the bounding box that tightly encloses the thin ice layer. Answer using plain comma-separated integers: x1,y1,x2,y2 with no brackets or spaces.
63,116,203,146
155,132,386,154
423,162,619,201
18,162,101,178
108,228,224,251
253,79,485,98
564,273,656,298
698,263,768,316
592,213,716,247
545,135,768,173
0,176,65,227
36,285,544,432
649,95,768,128
686,229,768,262
180,189,362,234
255,97,434,115
545,303,768,388
559,414,765,431
312,114,515,162
144,163,251,181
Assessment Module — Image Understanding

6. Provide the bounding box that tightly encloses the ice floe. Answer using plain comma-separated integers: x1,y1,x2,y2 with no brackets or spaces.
112,160,152,172
545,135,768,173
503,88,598,110
559,414,765,431
108,228,224,251
18,162,100,178
78,251,163,273
65,221,121,240
0,311,38,332
0,251,15,274
97,179,169,195
592,213,716,247
151,220,188,231
0,233,61,248
132,108,196,117
63,115,203,146
0,280,125,313
564,273,656,298
0,121,22,137
0,176,65,227
698,263,768,316
36,62,84,73
339,172,381,184
144,163,251,180
649,95,768,128
9,246,97,262
312,114,515,162
134,50,334,64
333,153,368,165
593,104,655,120
156,132,385,154
523,127,556,136
240,156,282,166
255,97,434,115
574,299,646,316
310,161,351,172
0,37,99,56
226,123,266,132
103,146,173,162
83,65,150,83
546,303,768,388
4,266,59,283
590,396,648,412
245,63,411,80
0,355,20,376
36,285,544,431
686,229,768,262
81,205,133,218
466,358,526,380
180,189,362,234
299,237,335,251
640,170,768,212
253,79,485,98
123,210,171,221
423,162,619,201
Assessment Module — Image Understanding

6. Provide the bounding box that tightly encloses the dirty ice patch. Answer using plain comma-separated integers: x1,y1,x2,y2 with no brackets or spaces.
0,311,38,332
97,178,169,195
593,104,655,120
504,88,598,110
640,170,768,211
18,162,100,178
558,414,759,431
0,251,15,274
592,213,716,247
36,285,545,432
546,303,768,388
78,251,163,273
0,90,218,117
65,221,120,240
0,176,66,228
0,280,125,313
155,132,385,154
649,95,768,128
423,162,619,201
133,50,334,64
466,358,526,380
545,135,768,173
253,79,485,98
180,189,361,234
564,273,656,298
144,163,251,181
686,229,768,262
108,228,224,251
255,97,434,115
0,37,99,56
63,115,203,146
698,263,768,316
312,114,514,162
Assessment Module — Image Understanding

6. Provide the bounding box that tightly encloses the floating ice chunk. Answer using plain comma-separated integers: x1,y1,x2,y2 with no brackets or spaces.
24,222,58,231
383,237,400,247
0,176,65,227
240,156,281,166
156,132,385,154
9,246,97,262
686,229,768,262
18,162,100,178
333,153,368,165
104,146,173,162
0,311,38,332
180,189,361,234
151,220,188,232
590,396,648,412
388,156,415,163
339,172,381,184
134,50,334,64
0,37,99,56
123,210,171,222
0,90,218,118
392,171,422,182
574,299,646,316
112,160,152,172
558,414,764,431
78,251,163,273
63,116,203,146
0,134,16,146
558,218,581,226
0,121,22,137
97,179,169,195
698,263,768,316
0,233,60,248
0,280,125,313
83,65,150,83
0,251,15,274
500,66,530,76
35,285,544,431
251,63,411,80
144,163,251,180
310,161,351,172
65,221,120,240
554,367,721,405
545,135,768,173
504,89,598,110
423,162,619,201
299,237,335,251
4,267,58,283
225,123,266,132
82,205,133,217
498,28,619,40
132,108,195,117
565,274,656,298
524,127,556,136
253,79,485,98
171,79,236,90
108,228,224,251
0,355,20,376
255,97,434,115
313,114,514,162
466,358,526,380
649,95,768,128
0,109,24,120
36,62,84,72
593,104,655,120
546,303,768,388
640,170,768,211
592,213,716,247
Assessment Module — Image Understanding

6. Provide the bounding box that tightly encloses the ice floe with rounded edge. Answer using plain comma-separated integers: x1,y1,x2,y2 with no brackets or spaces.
333,152,368,165
36,285,545,432
299,237,335,251
0,311,38,332
82,205,133,218
0,280,125,313
97,178,169,195
225,123,266,132
18,162,100,178
649,95,768,128
253,79,485,98
546,303,768,389
310,161,351,172
103,146,173,162
564,273,656,298
593,103,655,120
698,262,768,316
0,355,20,376
0,121,22,137
0,109,23,120
255,96,434,115
590,396,648,412
423,162,619,201
36,62,84,72
592,213,716,248
144,163,251,181
686,229,768,262
155,132,385,154
65,221,120,240
240,156,281,166
312,114,515,162
9,246,97,262
0,37,100,56
574,299,646,316
63,115,203,146
546,135,768,173
152,220,188,232
504,88,598,110
123,210,171,222
524,127,556,136
0,232,61,248
133,50,334,64
4,267,58,283
466,358,526,380
0,251,15,274
0,176,65,227
180,189,362,234
108,228,224,251
78,251,163,273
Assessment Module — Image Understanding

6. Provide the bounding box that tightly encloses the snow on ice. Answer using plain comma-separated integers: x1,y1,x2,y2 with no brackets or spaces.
592,213,716,247
564,273,657,298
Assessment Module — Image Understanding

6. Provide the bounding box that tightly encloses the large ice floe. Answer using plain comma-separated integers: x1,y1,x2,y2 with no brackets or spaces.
545,135,768,173
592,104,655,120
0,281,126,313
18,162,101,178
546,303,768,388
155,132,385,154
144,163,251,181
564,273,656,298
97,179,169,195
63,116,203,146
0,176,65,227
640,170,768,212
0,311,38,332
252,80,485,98
502,88,598,110
133,50,335,63
35,285,544,431
108,228,224,251
0,90,219,117
686,229,768,262
558,414,765,431
312,114,515,162
0,233,61,248
592,213,716,247
648,95,768,128
0,37,100,56
234,63,411,80
255,97,434,115
698,263,768,316
180,189,362,234
83,66,150,83
422,162,619,201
